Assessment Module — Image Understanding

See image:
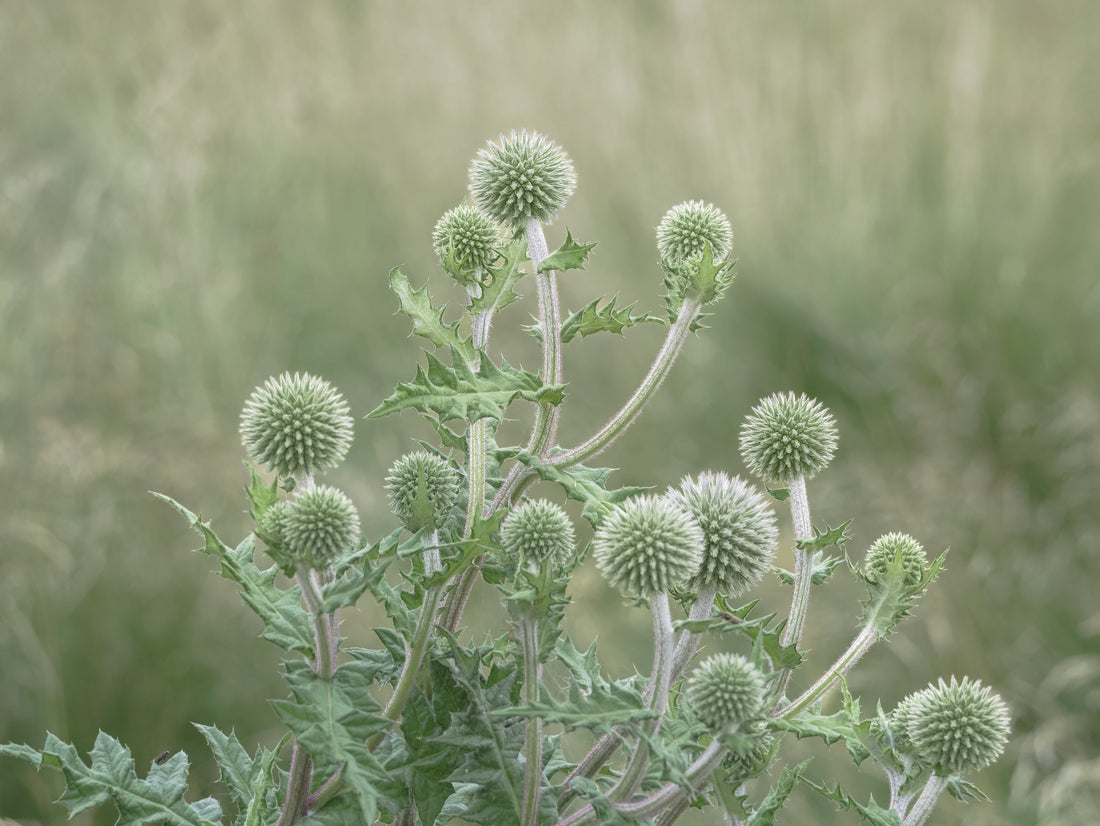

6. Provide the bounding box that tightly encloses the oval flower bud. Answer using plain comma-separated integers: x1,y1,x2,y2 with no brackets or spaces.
468,130,576,229
688,653,766,733
501,499,575,569
657,200,733,276
864,533,928,588
432,202,500,284
281,485,360,567
385,451,461,533
907,677,1010,775
665,471,778,596
240,373,353,480
739,392,838,484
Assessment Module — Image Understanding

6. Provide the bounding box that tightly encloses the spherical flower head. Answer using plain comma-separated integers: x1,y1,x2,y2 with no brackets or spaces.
385,451,461,533
282,485,360,567
432,203,500,284
665,471,778,595
688,653,766,733
240,373,353,480
468,130,576,229
888,690,928,754
864,533,928,588
739,392,838,484
593,495,703,597
657,200,733,275
501,499,575,569
258,500,292,546
908,677,1011,775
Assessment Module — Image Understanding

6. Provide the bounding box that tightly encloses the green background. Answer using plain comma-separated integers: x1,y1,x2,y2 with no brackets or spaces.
2,2,1098,824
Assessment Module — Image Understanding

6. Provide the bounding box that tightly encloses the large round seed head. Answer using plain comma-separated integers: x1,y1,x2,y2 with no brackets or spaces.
688,653,767,733
739,392,838,483
240,373,353,479
432,202,500,283
385,451,461,532
864,533,928,588
657,200,733,275
468,130,576,229
501,499,575,568
593,495,703,597
908,677,1011,775
666,471,778,595
281,485,360,567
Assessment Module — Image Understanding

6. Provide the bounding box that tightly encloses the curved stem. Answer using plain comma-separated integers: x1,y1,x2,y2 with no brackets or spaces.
519,616,543,826
775,475,812,700
902,774,950,826
523,217,563,458
549,296,703,469
670,583,717,682
775,625,878,718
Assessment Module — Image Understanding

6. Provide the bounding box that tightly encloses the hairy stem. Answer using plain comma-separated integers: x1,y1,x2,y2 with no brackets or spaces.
524,216,563,457
519,615,543,826
902,774,950,826
276,747,313,826
775,475,813,700
775,625,878,718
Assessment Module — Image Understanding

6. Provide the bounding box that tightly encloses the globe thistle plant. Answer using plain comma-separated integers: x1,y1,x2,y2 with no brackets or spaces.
665,471,778,595
501,499,575,570
240,372,353,480
593,495,703,597
468,130,576,229
432,202,500,285
385,451,461,533
907,677,1011,775
688,653,766,733
887,689,927,755
657,200,733,275
281,485,360,568
739,391,838,484
864,533,928,588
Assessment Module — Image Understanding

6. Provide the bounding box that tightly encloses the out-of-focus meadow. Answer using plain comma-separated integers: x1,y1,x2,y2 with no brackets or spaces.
2,2,1098,823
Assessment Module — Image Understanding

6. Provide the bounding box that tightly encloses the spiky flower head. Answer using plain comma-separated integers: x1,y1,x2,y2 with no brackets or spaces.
257,500,292,546
864,533,928,588
432,202,500,284
739,392,838,483
240,373,353,480
501,499,575,569
281,485,360,567
385,451,461,533
688,653,767,733
907,677,1011,775
657,200,733,276
723,727,774,780
665,471,778,595
468,130,576,229
593,495,703,597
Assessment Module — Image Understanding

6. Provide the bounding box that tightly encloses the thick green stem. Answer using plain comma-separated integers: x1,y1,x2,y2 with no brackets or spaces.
775,475,812,699
519,616,543,826
524,216,563,458
276,747,313,826
775,625,878,718
902,774,950,826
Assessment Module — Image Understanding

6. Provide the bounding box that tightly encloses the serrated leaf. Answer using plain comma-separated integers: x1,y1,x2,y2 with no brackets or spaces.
774,708,863,753
154,493,314,656
368,347,565,425
795,519,853,553
744,760,808,826
803,779,902,826
662,241,736,325
553,297,664,343
709,597,803,670
469,237,527,317
498,679,654,734
774,552,844,586
946,775,991,803
388,267,476,363
193,725,285,826
2,732,220,825
244,464,279,522
766,486,791,501
536,230,596,273
856,549,948,637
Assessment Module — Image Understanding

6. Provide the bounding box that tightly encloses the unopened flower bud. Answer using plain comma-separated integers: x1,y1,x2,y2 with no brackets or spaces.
432,203,500,284
739,392,838,483
385,451,461,533
469,130,576,229
908,677,1010,775
281,485,360,567
864,533,928,588
688,653,766,733
501,499,575,569
657,200,733,277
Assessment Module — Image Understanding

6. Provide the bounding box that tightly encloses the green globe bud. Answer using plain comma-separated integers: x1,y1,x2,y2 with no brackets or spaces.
723,727,774,780
739,392,838,483
888,689,928,754
501,499,575,569
688,653,766,733
281,485,360,567
240,373,353,480
432,203,500,284
864,533,928,588
665,471,778,595
468,130,576,229
908,677,1010,775
257,500,292,546
657,200,733,276
593,495,703,597
385,451,461,533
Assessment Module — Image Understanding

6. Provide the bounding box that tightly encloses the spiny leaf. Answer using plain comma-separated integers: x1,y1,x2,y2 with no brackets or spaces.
774,552,844,586
536,230,596,273
802,779,902,826
795,519,853,553
708,597,802,670
154,493,313,656
1,732,220,824
744,761,808,826
388,267,476,363
243,464,279,522
193,725,285,825
497,680,654,734
367,347,565,425
855,549,948,637
552,296,664,343
469,237,527,316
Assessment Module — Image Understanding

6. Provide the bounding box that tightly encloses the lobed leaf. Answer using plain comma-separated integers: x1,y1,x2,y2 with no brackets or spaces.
388,267,477,363
536,230,596,274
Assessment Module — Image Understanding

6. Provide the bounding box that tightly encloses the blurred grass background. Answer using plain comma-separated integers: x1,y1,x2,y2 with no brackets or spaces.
2,1,1098,823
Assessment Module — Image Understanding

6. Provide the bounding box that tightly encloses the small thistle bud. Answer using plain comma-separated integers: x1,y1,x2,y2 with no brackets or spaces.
739,392,838,483
385,451,461,533
908,677,1011,775
468,130,576,229
688,653,766,732
665,471,779,595
240,373,353,479
501,500,575,569
864,533,928,587
593,495,703,597
723,727,774,780
432,203,500,284
888,689,928,754
657,200,733,275
258,500,292,546
281,485,360,567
